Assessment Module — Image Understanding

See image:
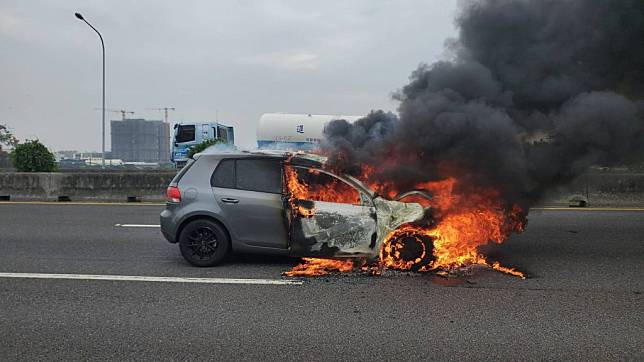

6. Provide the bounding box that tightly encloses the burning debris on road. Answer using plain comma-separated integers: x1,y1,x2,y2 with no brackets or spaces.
284,0,644,279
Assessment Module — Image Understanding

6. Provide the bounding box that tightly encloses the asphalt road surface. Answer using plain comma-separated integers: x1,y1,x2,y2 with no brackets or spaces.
0,203,642,361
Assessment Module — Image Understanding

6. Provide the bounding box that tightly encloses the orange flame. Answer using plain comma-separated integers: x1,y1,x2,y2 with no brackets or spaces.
283,258,355,277
284,165,362,217
380,224,432,270
284,165,315,217
380,177,526,278
491,262,526,279
283,160,526,279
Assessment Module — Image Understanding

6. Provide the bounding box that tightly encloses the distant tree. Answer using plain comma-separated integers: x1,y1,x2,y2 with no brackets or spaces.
0,124,18,150
188,138,225,159
10,139,57,172
0,124,18,169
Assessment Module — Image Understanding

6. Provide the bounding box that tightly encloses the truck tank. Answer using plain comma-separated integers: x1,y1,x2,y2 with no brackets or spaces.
257,113,362,150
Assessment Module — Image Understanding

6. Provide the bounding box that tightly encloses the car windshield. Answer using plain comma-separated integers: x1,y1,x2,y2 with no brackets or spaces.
175,125,195,143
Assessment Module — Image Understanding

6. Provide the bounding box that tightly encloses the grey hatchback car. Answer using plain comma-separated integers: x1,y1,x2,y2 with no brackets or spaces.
160,150,430,267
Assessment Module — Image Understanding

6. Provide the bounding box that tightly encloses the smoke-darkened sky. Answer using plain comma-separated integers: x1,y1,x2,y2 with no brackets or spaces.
0,0,458,151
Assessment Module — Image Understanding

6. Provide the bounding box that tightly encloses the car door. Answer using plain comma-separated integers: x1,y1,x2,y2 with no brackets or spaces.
211,158,288,249
284,166,378,258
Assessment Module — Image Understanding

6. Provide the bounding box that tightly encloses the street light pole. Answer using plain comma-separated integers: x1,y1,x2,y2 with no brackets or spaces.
75,12,106,168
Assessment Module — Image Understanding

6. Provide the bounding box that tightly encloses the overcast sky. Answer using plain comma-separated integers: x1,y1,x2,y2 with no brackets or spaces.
0,0,458,151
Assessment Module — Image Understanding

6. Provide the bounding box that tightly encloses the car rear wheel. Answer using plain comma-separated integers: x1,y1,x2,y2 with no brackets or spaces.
179,219,230,267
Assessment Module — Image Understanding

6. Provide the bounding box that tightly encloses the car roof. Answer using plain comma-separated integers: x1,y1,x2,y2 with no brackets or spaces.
194,149,327,166
194,149,376,197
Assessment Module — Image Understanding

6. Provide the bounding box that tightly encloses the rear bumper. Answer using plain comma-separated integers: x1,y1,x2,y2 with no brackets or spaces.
160,207,178,243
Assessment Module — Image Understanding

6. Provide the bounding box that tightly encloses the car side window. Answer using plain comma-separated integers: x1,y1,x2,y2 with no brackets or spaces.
211,159,235,188
236,159,282,193
293,167,362,205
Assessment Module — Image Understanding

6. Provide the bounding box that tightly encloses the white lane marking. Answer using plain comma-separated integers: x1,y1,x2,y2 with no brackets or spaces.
0,201,164,206
0,272,303,285
115,224,160,228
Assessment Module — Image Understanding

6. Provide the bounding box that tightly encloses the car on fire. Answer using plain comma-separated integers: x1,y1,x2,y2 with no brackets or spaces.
160,150,433,267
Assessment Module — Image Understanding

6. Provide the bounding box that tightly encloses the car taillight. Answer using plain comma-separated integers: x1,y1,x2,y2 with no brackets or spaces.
166,186,181,203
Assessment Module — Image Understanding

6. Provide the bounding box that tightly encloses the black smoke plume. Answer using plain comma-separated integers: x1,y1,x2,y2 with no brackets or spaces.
322,0,644,211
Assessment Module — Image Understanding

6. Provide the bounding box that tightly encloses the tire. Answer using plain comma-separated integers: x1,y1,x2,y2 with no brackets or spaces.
385,231,435,271
179,219,230,267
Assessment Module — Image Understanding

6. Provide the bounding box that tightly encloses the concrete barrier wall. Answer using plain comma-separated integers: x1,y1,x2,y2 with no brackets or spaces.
0,171,176,202
1,171,643,205
538,173,644,206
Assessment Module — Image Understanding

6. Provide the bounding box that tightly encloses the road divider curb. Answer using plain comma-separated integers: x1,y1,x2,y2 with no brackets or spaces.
531,207,644,211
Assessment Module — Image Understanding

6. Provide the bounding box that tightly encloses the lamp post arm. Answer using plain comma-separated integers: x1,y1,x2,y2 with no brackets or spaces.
81,19,104,52
81,18,106,168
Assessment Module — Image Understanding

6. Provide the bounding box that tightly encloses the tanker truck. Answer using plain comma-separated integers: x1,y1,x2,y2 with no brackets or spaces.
256,113,363,150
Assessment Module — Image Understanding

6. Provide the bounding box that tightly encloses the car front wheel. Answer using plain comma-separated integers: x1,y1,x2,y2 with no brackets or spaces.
179,219,230,267
381,226,435,271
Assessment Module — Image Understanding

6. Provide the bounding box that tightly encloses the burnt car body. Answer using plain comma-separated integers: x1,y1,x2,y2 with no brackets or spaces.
160,150,429,266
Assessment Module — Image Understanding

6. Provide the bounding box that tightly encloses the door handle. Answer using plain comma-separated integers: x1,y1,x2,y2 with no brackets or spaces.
221,198,239,204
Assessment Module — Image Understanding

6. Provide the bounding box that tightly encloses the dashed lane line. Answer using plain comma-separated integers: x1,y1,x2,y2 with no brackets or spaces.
115,224,160,228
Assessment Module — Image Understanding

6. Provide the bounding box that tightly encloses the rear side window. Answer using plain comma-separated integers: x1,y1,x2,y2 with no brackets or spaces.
210,158,282,194
237,159,282,193
211,159,235,188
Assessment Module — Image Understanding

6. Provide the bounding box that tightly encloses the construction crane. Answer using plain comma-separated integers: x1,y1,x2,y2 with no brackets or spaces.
146,107,175,123
95,108,135,120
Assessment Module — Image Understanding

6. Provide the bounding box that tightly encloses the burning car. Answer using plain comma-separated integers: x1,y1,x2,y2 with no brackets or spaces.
160,150,434,268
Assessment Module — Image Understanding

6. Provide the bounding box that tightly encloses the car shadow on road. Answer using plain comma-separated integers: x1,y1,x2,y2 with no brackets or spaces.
225,253,301,267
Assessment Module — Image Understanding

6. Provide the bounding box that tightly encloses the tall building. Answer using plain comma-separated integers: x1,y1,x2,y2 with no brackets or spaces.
110,119,170,162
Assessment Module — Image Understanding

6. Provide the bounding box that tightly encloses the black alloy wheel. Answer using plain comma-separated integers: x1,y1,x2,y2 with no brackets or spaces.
179,219,230,267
